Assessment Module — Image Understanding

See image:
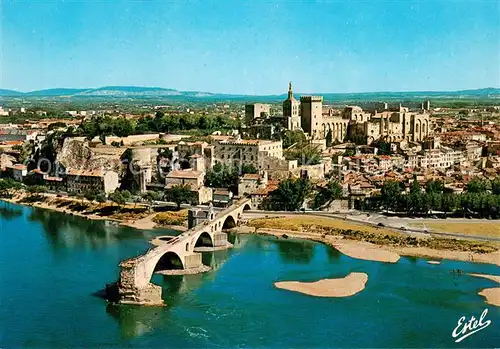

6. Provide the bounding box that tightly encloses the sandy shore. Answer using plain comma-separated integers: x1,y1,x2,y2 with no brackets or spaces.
469,273,500,283
385,246,500,266
329,239,400,263
23,200,122,223
120,215,157,230
275,272,368,297
477,288,500,307
468,274,500,307
247,227,402,265
1,196,187,231
235,226,500,266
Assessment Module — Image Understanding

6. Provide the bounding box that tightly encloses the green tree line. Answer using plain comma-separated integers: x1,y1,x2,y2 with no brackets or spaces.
78,111,241,140
375,177,500,218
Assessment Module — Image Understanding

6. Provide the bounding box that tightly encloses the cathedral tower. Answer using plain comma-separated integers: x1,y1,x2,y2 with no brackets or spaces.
282,82,301,131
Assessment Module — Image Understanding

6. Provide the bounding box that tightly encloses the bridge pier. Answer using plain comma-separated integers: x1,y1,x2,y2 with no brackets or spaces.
213,232,229,247
118,284,164,306
109,198,252,307
117,264,164,306
183,252,203,269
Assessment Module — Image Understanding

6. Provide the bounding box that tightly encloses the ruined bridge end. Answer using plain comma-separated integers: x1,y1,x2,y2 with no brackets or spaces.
114,197,253,306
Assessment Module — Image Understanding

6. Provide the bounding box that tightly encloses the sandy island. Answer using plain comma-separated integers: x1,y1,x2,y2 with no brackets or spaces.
330,240,400,263
469,273,500,307
275,272,368,297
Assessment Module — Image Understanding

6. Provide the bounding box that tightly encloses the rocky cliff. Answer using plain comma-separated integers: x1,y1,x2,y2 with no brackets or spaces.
56,138,123,173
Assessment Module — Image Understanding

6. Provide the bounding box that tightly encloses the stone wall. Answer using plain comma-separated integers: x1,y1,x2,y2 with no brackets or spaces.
105,134,160,145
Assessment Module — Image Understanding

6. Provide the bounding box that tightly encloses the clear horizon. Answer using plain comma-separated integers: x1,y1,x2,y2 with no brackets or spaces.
1,0,499,94
1,85,499,95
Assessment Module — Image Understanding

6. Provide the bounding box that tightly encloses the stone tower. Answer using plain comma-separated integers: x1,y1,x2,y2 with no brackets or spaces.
300,95,323,139
282,82,301,131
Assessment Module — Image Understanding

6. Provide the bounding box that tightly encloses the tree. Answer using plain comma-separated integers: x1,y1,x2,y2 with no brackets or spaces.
204,163,239,190
142,190,162,211
377,142,392,155
83,190,98,202
109,190,126,207
425,179,444,194
18,141,35,164
466,178,489,193
285,144,322,165
95,191,107,206
491,177,500,195
410,175,422,195
0,178,24,198
112,118,134,137
165,184,195,209
442,193,459,216
312,180,343,209
281,130,306,149
263,178,311,211
240,163,258,175
131,195,142,208
26,185,47,201
381,180,402,212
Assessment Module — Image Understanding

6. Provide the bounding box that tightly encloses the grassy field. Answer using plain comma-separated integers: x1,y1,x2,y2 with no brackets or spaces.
153,210,188,226
409,222,500,238
247,216,499,254
247,216,398,235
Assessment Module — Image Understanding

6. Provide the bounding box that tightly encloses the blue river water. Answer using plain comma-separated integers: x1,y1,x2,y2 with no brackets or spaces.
0,201,499,348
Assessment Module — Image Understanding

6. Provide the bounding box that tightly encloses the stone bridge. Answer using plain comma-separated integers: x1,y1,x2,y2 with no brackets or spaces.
116,198,252,305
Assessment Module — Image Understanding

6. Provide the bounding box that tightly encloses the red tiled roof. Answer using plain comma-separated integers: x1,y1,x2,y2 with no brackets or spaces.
214,189,231,195
166,170,203,179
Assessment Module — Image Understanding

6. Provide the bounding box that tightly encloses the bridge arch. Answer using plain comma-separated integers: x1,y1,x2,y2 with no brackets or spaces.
195,231,213,247
222,215,237,229
117,198,254,304
154,251,184,272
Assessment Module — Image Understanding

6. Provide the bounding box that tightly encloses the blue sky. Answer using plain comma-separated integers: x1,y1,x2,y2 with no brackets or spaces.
1,0,499,94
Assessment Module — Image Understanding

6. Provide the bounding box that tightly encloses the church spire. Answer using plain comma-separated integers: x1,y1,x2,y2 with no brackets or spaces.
288,81,293,99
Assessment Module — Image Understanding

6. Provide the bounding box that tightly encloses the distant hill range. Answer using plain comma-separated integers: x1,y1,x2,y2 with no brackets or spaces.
0,86,498,102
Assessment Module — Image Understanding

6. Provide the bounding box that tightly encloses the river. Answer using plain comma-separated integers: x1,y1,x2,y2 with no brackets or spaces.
0,201,498,348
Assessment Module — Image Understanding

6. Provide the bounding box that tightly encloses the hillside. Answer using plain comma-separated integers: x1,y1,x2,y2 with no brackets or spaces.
1,86,498,102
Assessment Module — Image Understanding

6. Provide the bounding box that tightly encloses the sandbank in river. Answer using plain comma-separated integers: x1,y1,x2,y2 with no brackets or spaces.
469,273,500,307
275,272,368,297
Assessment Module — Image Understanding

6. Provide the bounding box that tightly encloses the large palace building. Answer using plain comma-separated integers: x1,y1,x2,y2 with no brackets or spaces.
283,83,431,144
245,83,432,145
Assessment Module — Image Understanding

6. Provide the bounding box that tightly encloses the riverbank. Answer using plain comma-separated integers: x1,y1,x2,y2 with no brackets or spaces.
234,224,500,266
275,272,368,297
469,274,500,307
1,194,187,231
3,195,499,266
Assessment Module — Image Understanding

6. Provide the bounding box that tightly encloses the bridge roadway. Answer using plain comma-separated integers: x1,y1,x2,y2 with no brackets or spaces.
116,198,252,306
